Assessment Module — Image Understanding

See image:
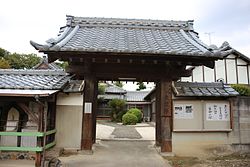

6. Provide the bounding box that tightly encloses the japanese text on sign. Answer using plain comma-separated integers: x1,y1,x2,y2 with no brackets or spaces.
174,104,193,119
206,103,230,121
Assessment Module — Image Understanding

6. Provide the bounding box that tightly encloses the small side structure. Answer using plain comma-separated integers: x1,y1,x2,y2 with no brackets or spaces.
145,81,249,156
0,69,72,166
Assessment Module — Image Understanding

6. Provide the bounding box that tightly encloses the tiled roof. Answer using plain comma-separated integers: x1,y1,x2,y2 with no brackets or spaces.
217,42,250,63
33,57,63,70
0,69,71,90
105,84,126,94
30,16,224,58
173,82,239,97
98,94,125,100
126,91,150,102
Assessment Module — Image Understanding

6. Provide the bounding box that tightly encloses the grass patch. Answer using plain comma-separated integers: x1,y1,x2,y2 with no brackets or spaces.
164,156,202,167
208,153,250,161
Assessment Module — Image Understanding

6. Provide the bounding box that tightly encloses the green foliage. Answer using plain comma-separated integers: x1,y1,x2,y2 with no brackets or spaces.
127,108,143,123
0,47,41,69
136,82,146,91
116,110,127,122
108,99,126,122
56,61,69,70
122,113,138,125
98,83,106,95
114,81,123,88
0,58,10,69
4,53,41,69
231,84,250,96
0,48,9,57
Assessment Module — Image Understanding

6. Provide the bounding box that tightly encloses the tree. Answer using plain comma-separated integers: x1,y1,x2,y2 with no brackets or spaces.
108,99,126,122
55,61,69,70
98,83,106,95
4,53,41,69
0,58,10,69
136,82,146,91
114,81,123,88
0,48,9,57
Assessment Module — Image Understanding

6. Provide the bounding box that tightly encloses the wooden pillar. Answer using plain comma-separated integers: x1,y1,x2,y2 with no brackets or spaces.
35,104,44,167
160,80,173,152
49,97,57,142
155,81,161,146
92,80,98,143
81,74,96,150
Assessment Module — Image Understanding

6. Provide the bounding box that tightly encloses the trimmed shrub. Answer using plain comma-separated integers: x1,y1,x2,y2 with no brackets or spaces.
127,108,143,123
231,84,250,96
122,113,138,125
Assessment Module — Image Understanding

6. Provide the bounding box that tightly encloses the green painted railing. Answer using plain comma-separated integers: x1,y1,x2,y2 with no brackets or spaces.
0,129,56,152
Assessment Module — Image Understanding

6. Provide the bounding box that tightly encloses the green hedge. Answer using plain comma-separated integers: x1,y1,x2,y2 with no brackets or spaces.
231,84,250,96
122,113,138,125
127,108,143,123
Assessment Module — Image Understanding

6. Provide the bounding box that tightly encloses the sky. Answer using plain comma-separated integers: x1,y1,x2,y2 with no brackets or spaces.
0,0,250,90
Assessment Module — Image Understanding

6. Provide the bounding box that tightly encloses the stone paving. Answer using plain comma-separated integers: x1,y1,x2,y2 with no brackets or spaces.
111,126,142,139
60,140,171,167
97,120,155,141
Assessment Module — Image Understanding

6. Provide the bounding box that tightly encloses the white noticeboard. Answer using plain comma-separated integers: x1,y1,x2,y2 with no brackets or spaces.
206,103,230,121
174,104,193,119
84,102,92,113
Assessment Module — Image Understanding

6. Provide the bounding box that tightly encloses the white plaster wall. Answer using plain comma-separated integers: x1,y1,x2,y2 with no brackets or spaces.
173,100,203,130
237,58,247,65
56,105,83,149
172,100,233,156
215,60,226,82
56,93,83,149
226,59,237,84
192,66,203,82
204,66,214,82
57,93,83,106
238,66,248,84
173,132,230,157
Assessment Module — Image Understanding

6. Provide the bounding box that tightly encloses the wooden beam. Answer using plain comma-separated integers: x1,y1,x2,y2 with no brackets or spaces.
67,63,191,81
47,51,216,68
17,103,39,123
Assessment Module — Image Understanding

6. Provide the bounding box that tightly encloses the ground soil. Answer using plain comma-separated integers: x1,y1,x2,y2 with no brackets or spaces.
165,153,250,167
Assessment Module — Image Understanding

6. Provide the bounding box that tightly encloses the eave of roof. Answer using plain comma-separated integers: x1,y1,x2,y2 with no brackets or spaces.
0,89,59,97
218,42,250,63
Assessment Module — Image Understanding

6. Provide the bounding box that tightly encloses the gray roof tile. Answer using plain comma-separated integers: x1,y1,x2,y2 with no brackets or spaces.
30,16,223,58
173,82,239,97
98,94,125,100
0,69,71,90
105,84,126,94
125,91,150,102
